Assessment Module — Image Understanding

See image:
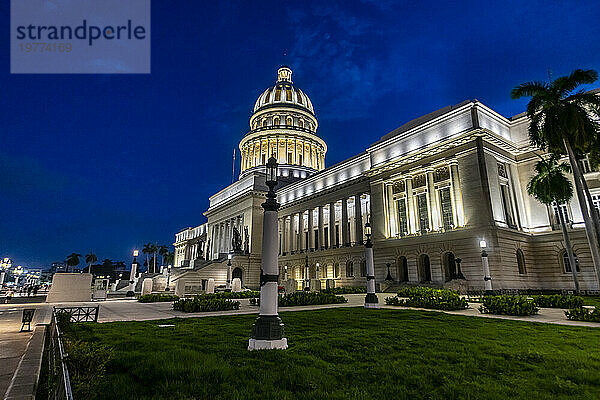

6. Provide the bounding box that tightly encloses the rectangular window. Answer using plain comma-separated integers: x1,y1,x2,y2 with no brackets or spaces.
500,184,516,228
396,198,408,235
552,203,570,226
305,232,309,250
324,227,329,248
335,225,340,247
288,151,293,164
416,193,429,233
314,230,319,250
592,193,600,217
579,157,592,174
439,188,453,231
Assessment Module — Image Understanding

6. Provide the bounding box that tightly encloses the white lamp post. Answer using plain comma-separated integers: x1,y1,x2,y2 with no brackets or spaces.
304,255,310,291
249,156,287,350
129,250,139,293
364,221,379,308
284,265,288,281
226,253,232,291
165,265,172,291
480,240,492,292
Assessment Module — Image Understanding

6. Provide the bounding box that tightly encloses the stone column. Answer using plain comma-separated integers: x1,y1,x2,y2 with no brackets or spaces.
318,206,324,250
289,214,295,253
426,169,438,231
329,202,336,248
387,184,398,237
308,208,314,250
281,217,287,255
449,161,465,227
341,198,349,246
354,194,363,244
405,177,416,234
297,212,304,252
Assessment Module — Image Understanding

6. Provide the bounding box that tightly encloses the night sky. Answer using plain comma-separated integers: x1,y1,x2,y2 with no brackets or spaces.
1,1,599,269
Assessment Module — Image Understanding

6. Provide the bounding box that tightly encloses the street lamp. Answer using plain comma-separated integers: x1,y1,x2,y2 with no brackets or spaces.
249,156,287,350
479,240,492,292
284,265,288,281
226,253,232,291
304,255,310,291
129,250,139,288
363,221,379,308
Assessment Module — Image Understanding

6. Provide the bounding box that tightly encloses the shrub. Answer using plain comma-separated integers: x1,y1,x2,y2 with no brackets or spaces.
138,294,179,303
565,307,600,322
532,294,583,309
196,291,260,300
322,286,366,295
55,311,73,332
388,287,468,311
173,297,240,312
249,292,348,307
479,295,538,316
65,340,114,400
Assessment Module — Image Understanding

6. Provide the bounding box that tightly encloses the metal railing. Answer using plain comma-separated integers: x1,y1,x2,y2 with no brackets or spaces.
46,312,74,400
53,306,99,322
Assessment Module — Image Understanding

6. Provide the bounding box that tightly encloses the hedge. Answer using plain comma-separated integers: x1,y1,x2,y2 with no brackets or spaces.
138,294,179,303
532,294,583,309
249,291,348,307
387,287,468,311
173,297,240,313
479,295,538,316
321,286,366,295
565,307,600,322
194,291,260,300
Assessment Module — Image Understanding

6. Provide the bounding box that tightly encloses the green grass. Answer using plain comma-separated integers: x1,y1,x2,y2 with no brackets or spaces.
67,308,600,400
582,296,600,308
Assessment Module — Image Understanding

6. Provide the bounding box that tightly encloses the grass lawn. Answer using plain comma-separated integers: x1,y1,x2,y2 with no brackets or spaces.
68,308,600,400
583,296,600,308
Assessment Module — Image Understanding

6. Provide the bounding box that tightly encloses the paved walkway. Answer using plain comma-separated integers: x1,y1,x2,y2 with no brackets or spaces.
0,305,49,399
1,294,597,328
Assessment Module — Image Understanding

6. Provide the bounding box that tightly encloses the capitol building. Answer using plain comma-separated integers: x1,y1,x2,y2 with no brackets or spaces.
169,66,600,293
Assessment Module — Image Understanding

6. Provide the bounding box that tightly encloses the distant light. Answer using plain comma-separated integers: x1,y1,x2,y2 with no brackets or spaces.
133,250,139,257
228,253,232,260
479,240,487,249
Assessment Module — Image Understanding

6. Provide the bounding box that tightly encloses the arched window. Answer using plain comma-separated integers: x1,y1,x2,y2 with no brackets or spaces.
398,256,409,282
346,260,354,277
334,262,340,278
360,259,367,277
286,116,293,126
273,116,280,126
262,119,268,127
562,251,580,273
298,119,304,128
418,254,431,282
516,249,527,274
442,252,456,281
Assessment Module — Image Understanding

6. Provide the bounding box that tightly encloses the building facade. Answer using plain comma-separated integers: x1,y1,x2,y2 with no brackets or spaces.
170,67,600,294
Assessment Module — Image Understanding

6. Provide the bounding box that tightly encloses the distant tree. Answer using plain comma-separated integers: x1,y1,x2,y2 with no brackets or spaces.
158,245,169,267
142,243,154,272
527,155,579,291
163,250,174,267
65,253,82,272
85,252,98,276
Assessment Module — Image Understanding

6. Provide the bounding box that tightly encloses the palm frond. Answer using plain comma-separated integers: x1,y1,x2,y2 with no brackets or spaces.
510,81,548,99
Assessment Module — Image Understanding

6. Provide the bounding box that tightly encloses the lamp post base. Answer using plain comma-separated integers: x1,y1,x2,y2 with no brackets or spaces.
364,293,379,308
248,338,288,350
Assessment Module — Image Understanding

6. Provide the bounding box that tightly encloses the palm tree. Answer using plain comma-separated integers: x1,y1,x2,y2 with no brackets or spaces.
142,243,153,272
163,251,174,267
65,253,82,273
512,69,600,283
527,155,579,291
85,252,98,276
158,245,169,268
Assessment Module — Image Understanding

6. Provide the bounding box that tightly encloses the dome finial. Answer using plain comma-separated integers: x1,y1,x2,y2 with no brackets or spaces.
277,66,292,83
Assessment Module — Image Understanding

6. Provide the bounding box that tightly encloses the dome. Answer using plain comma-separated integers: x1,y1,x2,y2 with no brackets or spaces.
253,67,315,115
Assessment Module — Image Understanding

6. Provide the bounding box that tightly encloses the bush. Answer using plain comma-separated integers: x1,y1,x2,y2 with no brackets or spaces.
55,311,73,332
249,292,348,307
138,294,179,303
479,295,538,316
565,307,600,322
195,291,259,300
322,286,366,295
388,287,468,311
65,340,114,400
173,297,240,312
532,294,583,309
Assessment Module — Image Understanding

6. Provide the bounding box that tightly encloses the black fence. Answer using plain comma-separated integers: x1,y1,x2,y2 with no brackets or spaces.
53,306,99,322
43,312,74,400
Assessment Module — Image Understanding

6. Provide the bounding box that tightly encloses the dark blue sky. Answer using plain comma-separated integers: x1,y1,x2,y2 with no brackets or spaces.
1,0,599,268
